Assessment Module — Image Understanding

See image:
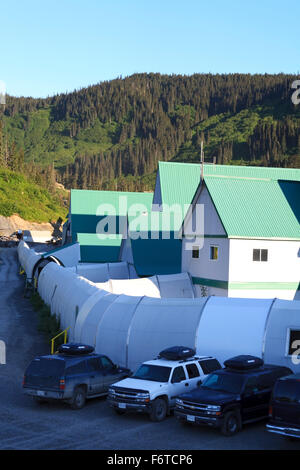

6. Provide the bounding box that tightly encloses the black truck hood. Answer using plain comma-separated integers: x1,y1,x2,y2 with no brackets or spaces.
179,388,240,406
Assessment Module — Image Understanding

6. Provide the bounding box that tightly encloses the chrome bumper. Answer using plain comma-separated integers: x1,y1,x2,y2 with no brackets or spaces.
266,424,300,439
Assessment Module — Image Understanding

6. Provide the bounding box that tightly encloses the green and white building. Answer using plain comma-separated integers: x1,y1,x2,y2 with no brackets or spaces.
155,162,300,300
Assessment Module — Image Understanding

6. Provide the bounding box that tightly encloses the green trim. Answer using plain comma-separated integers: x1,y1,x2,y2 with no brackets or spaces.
229,281,300,290
192,277,300,291
192,277,228,289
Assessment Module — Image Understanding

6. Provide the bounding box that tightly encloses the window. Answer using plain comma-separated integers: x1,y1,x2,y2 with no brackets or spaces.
100,356,114,370
87,358,101,372
244,377,259,394
66,360,87,375
192,246,199,259
210,246,218,260
199,359,222,375
133,365,172,383
171,366,186,383
288,329,300,356
186,363,200,379
253,249,268,262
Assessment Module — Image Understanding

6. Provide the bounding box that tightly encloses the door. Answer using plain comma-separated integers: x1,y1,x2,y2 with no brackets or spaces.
99,356,119,392
169,366,190,406
241,376,268,422
185,363,202,390
86,357,104,395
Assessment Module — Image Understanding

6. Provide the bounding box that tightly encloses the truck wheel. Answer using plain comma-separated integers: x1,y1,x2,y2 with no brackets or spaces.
150,398,168,422
221,411,241,436
70,386,86,410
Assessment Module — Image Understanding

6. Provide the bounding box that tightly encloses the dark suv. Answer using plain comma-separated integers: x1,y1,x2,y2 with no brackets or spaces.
23,343,131,409
175,355,292,436
267,373,300,440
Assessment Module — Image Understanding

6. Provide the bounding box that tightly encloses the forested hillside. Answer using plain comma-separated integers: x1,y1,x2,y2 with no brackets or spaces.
1,73,299,192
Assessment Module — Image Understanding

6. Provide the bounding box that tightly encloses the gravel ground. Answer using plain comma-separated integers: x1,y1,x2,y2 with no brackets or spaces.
0,247,298,451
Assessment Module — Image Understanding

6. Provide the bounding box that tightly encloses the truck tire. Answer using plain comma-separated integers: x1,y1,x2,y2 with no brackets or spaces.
221,410,241,436
150,398,168,422
70,386,86,410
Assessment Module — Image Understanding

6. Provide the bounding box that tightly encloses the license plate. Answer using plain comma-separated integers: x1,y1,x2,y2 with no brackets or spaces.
37,391,46,397
118,403,126,409
187,415,195,422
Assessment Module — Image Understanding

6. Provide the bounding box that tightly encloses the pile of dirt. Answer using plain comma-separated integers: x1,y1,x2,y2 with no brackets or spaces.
0,214,53,237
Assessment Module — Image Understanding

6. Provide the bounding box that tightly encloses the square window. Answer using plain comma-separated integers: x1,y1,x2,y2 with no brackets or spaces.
192,246,199,259
253,249,268,262
210,246,218,260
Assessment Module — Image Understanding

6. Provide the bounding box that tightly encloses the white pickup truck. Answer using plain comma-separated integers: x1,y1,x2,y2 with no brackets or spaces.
108,347,221,421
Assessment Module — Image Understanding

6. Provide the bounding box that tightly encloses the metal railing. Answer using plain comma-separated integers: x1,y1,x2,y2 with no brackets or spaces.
51,327,70,354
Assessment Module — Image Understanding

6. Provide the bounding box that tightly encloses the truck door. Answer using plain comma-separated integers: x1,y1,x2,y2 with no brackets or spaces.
169,366,190,406
241,376,267,422
86,357,104,395
99,356,118,392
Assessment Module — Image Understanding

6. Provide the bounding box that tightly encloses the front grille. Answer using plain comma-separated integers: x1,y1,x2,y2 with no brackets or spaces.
181,401,212,413
111,387,148,402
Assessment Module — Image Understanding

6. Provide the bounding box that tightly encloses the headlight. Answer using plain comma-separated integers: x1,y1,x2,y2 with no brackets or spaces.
206,405,221,411
176,399,183,406
109,388,116,395
136,392,150,402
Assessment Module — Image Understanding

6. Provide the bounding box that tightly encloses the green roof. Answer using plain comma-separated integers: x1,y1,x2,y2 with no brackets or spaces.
70,189,153,216
70,190,153,263
158,162,300,239
205,177,300,239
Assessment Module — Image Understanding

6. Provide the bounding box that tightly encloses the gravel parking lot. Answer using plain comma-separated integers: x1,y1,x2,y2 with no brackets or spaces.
0,247,298,451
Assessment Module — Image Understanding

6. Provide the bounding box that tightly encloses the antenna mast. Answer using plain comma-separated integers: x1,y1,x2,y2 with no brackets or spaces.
200,141,204,182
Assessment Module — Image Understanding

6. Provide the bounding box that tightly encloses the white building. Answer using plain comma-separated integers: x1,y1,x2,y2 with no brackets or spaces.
178,164,300,300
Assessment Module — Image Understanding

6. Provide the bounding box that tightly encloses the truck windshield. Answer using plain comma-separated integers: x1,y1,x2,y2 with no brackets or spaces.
273,380,300,404
201,372,244,394
133,365,172,383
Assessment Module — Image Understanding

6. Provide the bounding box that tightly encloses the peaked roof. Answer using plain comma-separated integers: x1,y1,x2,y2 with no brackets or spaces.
158,162,300,239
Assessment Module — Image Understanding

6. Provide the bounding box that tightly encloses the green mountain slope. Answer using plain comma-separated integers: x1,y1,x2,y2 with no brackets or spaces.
0,168,68,223
1,74,299,193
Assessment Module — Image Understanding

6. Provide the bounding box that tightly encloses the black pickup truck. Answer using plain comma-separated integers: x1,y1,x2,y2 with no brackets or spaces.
266,373,300,440
175,355,292,436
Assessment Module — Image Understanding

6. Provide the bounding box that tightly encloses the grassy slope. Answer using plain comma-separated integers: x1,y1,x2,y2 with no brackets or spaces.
0,168,68,223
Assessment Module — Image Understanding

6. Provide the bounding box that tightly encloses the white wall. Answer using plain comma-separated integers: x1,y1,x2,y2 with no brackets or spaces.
229,239,300,300
182,186,229,297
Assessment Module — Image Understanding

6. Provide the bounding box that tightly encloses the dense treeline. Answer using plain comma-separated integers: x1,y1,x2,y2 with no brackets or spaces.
0,73,299,191
0,120,58,193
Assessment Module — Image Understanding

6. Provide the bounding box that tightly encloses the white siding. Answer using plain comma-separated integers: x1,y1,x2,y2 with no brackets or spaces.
228,239,300,300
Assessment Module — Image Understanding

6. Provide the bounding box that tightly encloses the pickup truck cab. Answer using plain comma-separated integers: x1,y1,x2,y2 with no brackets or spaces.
23,343,131,409
267,373,300,440
175,355,292,436
108,346,221,421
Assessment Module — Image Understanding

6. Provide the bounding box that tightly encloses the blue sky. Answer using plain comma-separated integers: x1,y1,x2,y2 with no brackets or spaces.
1,0,299,98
